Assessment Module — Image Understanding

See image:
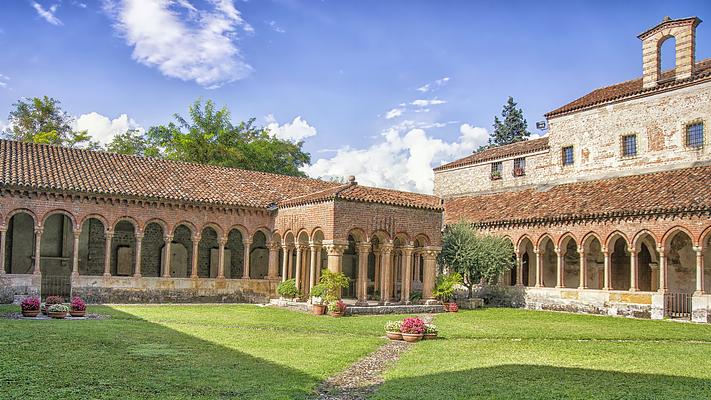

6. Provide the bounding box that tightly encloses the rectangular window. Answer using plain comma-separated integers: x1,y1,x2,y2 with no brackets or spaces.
622,134,637,157
490,161,502,180
513,157,526,177
562,146,574,166
687,123,704,148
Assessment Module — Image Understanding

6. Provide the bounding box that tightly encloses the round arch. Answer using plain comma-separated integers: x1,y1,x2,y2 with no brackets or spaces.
41,209,77,227
662,226,697,250
6,208,37,226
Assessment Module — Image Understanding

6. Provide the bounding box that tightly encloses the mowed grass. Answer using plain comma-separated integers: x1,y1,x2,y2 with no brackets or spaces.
0,304,399,400
374,308,711,400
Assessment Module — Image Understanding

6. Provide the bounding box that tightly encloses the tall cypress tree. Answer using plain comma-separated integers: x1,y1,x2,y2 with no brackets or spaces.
487,96,531,148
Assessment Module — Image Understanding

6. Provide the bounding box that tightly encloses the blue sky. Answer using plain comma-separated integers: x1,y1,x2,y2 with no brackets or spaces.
0,0,709,192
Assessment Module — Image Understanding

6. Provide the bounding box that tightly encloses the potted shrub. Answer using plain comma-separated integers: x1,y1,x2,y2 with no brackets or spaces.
328,299,346,317
47,303,69,319
384,320,402,340
20,296,41,317
432,273,462,311
319,269,350,317
277,278,300,301
400,317,425,342
423,323,438,340
448,302,459,313
70,297,87,317
43,296,64,315
310,283,327,315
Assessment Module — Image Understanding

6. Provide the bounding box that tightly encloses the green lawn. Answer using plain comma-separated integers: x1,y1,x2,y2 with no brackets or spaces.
2,305,711,400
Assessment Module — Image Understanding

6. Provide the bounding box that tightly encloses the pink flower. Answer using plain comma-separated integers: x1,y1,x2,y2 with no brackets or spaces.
70,297,86,311
20,296,40,311
401,317,426,334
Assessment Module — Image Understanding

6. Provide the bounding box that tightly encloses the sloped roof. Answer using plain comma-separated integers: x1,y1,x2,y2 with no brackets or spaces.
444,165,711,226
433,137,549,172
545,58,711,118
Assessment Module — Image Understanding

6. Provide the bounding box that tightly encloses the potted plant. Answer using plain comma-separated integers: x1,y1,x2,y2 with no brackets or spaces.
432,273,463,311
319,269,350,317
70,296,87,317
400,317,425,342
20,296,41,317
47,303,69,319
310,283,328,315
384,320,402,340
448,302,459,313
328,299,346,317
277,278,300,301
423,323,438,340
43,296,64,315
490,170,502,180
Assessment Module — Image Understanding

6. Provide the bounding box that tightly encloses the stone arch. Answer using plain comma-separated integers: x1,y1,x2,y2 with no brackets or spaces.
39,212,75,283
560,234,580,289
658,34,677,71
516,235,534,254
518,236,535,287
197,226,220,278
698,225,711,251
633,230,659,252
113,216,141,232
605,231,629,251
311,229,325,243
78,216,107,276
581,232,603,252
144,218,168,233
633,230,659,292
141,221,165,277
296,230,310,245
111,219,137,276
201,222,224,239
169,224,194,278
272,232,284,279
6,208,37,226
346,228,366,243
701,226,711,292
558,232,577,250
536,233,554,250
253,226,271,242
227,224,249,240
607,232,630,290
79,214,109,232
664,228,696,294
370,229,391,244
41,209,76,227
283,231,296,245
226,227,245,279
250,230,269,279
581,233,604,289
171,220,197,237
414,233,431,247
537,235,556,288
4,210,37,274
662,226,697,250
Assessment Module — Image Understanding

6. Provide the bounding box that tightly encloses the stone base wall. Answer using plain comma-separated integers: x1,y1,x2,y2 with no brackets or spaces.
0,274,40,303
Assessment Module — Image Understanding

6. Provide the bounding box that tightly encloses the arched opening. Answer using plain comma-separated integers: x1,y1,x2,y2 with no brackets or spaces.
539,237,556,288
141,222,164,277
583,235,604,290
198,227,219,278
78,217,106,276
341,234,358,299
518,237,535,287
634,232,659,292
226,229,244,279
40,213,74,298
609,234,630,290
310,230,324,291
411,236,428,297
659,35,677,74
561,236,580,288
703,231,711,293
5,212,36,274
282,232,296,280
272,232,283,279
112,220,136,276
665,230,696,294
250,231,269,279
169,224,193,278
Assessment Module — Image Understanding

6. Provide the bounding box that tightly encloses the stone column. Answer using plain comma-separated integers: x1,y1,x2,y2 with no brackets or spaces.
422,247,439,304
164,234,174,278
133,231,143,278
267,242,280,279
71,228,81,278
0,227,5,275
578,251,587,289
31,227,44,275
629,247,639,292
316,246,323,282
413,252,421,282
515,252,524,287
602,247,611,290
103,230,113,277
379,244,393,304
294,245,303,291
373,250,381,289
287,247,294,278
658,247,667,293
401,245,414,303
218,237,227,279
356,242,371,305
281,245,290,281
189,235,199,278
534,248,543,287
242,239,252,279
324,241,347,298
309,242,319,294
555,247,564,288
694,246,705,295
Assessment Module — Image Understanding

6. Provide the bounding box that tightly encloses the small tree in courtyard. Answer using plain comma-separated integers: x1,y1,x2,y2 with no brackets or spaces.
438,221,515,298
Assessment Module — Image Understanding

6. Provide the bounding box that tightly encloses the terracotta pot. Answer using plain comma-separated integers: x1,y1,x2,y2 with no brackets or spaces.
423,333,438,340
442,302,450,311
401,333,424,343
22,309,40,317
70,310,86,317
330,311,344,317
312,304,326,315
386,332,403,340
48,311,67,319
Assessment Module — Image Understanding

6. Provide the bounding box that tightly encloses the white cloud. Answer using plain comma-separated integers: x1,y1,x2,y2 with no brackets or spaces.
0,74,9,88
32,2,62,26
411,98,446,107
265,115,317,142
268,20,285,33
385,107,404,120
302,122,488,194
416,76,450,93
104,0,253,88
74,112,144,145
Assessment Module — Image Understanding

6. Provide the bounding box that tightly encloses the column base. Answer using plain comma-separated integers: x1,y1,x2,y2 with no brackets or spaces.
133,273,142,278
71,272,80,279
577,286,588,290
355,300,369,306
629,287,638,292
693,290,705,296
423,299,439,305
103,273,111,277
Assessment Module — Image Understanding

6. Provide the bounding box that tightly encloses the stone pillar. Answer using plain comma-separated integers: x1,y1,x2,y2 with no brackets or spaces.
629,247,639,292
267,242,280,279
294,245,303,291
31,227,44,275
217,237,227,279
71,228,81,278
379,244,393,304
602,247,611,290
694,246,705,295
309,242,319,295
242,239,252,279
555,247,564,288
414,252,421,282
658,247,667,293
356,242,371,305
316,246,323,282
578,251,587,289
515,252,524,287
401,245,414,303
0,227,5,275
103,230,113,277
281,245,289,281
534,248,543,287
287,247,294,279
422,247,439,304
324,241,347,298
133,231,143,278
373,250,381,289
164,234,174,278
190,235,199,278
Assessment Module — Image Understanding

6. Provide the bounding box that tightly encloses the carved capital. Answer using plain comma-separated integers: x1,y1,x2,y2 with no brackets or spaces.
356,242,372,254
400,244,415,257
324,243,347,256
165,234,175,242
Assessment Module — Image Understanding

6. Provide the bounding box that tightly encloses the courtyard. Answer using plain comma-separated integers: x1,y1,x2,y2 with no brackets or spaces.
2,305,711,399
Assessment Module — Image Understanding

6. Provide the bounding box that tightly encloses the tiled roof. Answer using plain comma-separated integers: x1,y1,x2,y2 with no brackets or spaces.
279,181,444,211
433,137,549,172
444,165,711,226
545,58,711,118
0,139,339,208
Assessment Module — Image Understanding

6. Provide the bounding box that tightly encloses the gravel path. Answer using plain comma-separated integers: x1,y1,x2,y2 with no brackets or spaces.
314,314,435,400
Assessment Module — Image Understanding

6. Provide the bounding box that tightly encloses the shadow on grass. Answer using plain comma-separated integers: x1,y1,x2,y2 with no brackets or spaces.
371,364,711,400
0,306,319,400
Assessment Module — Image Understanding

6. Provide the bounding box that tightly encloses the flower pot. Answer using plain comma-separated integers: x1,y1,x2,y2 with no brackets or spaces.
423,332,438,340
48,311,67,319
330,311,344,317
448,303,459,312
312,304,326,315
22,309,40,318
401,333,423,343
70,310,86,317
442,302,450,311
386,332,403,340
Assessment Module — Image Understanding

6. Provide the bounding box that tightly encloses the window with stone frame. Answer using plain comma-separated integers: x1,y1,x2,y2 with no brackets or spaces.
686,122,704,148
513,157,526,177
621,134,637,157
490,161,503,180
561,146,574,166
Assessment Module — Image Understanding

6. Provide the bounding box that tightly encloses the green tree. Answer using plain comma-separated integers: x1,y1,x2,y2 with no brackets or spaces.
106,129,160,157
438,221,515,298
146,99,311,176
481,96,531,151
5,96,99,149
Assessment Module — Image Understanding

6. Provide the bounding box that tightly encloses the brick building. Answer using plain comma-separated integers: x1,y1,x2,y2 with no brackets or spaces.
0,140,443,304
435,17,711,322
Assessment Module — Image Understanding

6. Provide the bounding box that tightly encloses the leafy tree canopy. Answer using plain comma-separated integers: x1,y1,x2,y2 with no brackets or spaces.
478,96,531,152
438,221,515,298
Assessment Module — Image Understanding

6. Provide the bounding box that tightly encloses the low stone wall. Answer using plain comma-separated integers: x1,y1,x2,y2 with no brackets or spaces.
0,274,40,303
345,304,445,315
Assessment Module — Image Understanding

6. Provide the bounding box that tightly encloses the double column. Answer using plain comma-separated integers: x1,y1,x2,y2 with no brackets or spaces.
400,245,414,303
515,250,524,287
421,247,440,304
324,240,347,298
694,245,705,295
533,247,544,287
378,242,393,304
309,241,322,296
356,242,371,305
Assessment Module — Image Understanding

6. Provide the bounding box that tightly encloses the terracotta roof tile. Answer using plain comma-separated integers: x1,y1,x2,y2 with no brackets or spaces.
444,165,711,226
545,58,711,118
433,137,549,172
